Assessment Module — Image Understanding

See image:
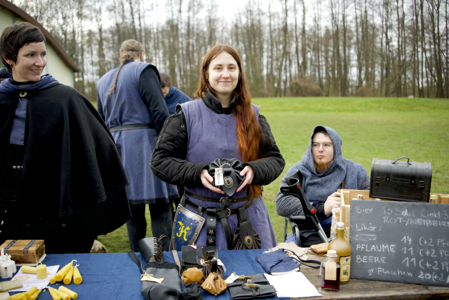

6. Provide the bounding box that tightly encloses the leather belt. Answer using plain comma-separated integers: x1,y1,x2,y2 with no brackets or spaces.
182,191,255,249
109,124,155,132
207,208,217,246
185,190,251,203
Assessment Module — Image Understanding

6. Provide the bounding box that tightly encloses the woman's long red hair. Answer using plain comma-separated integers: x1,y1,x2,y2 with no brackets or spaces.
195,45,262,197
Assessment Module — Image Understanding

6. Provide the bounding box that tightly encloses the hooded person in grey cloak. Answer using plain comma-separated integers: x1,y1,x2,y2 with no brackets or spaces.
276,125,369,246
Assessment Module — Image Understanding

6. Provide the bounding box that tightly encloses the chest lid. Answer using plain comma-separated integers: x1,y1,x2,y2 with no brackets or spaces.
1,240,45,264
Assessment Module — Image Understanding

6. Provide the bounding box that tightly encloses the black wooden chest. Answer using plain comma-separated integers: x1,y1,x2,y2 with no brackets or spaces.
369,156,432,202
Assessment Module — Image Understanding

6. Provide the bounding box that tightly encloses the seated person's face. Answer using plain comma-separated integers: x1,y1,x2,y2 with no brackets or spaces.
312,132,334,169
161,86,170,97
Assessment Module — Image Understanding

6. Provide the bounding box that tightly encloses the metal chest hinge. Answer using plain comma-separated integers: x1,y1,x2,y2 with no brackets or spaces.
375,177,381,186
419,181,425,190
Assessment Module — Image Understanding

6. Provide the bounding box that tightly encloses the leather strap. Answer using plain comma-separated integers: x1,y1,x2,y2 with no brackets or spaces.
182,197,255,217
237,206,248,223
206,208,217,246
209,259,218,273
109,124,155,132
128,251,144,274
172,250,181,276
219,214,234,249
185,190,251,203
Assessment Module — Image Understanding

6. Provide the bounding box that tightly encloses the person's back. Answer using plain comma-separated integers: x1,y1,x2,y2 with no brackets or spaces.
96,39,176,252
97,62,152,127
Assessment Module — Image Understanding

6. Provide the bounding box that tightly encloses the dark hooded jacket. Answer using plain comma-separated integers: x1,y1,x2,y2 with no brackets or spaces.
164,86,190,115
0,75,131,252
276,125,369,220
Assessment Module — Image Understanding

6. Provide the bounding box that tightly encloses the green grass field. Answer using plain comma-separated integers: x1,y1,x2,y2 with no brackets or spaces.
96,97,449,252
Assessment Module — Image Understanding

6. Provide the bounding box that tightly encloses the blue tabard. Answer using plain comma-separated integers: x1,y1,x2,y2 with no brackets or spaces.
181,99,277,250
97,62,177,203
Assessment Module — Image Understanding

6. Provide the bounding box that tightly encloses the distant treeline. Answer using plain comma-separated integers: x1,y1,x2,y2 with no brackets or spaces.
11,0,448,100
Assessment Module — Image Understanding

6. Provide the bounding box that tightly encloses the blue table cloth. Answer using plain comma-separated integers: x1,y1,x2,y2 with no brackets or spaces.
4,249,287,300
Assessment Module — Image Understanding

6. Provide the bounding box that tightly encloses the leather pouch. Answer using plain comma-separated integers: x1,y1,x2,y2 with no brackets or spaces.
232,207,261,249
141,262,182,300
183,282,203,300
181,246,218,270
228,284,277,299
138,237,164,263
182,268,204,284
181,246,203,269
201,272,227,296
227,274,268,288
208,158,246,197
201,256,224,278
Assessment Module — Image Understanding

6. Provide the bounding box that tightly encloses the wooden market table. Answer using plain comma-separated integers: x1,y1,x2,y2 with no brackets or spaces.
298,256,449,300
2,250,448,300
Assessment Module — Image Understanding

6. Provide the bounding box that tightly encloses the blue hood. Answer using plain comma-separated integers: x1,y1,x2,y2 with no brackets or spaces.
0,74,59,93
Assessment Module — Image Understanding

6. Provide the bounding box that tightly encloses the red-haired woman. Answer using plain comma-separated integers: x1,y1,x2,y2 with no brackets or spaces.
151,44,285,250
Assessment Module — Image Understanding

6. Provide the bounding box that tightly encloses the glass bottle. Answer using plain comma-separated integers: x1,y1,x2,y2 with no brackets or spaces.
328,221,351,284
321,250,340,291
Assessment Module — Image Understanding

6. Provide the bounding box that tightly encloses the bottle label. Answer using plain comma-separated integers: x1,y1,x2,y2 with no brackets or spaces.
324,261,337,281
340,255,351,282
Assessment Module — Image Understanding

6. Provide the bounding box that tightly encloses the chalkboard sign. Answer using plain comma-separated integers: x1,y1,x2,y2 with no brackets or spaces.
350,200,449,287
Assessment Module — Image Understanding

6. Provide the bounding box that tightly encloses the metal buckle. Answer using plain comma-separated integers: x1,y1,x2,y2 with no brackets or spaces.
226,208,231,217
244,235,254,248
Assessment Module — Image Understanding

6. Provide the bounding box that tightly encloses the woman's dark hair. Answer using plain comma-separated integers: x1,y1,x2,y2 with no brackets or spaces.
160,73,171,88
0,22,45,73
196,44,262,197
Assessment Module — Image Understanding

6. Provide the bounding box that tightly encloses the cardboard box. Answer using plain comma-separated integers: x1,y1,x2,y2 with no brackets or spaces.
0,240,45,264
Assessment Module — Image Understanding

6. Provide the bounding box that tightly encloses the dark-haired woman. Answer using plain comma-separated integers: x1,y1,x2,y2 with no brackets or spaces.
151,44,285,250
0,22,131,254
96,39,177,252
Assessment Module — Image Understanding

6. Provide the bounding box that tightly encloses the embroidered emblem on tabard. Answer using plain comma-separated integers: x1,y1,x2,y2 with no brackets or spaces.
224,176,233,189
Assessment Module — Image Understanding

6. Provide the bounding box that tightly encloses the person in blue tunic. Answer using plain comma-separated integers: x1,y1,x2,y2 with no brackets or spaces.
151,44,285,250
160,72,190,115
276,125,370,246
159,72,190,216
0,22,131,254
96,39,178,251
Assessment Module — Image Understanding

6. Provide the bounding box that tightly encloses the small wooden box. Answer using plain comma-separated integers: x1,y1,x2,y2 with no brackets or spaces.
430,193,449,204
1,240,45,264
338,190,389,241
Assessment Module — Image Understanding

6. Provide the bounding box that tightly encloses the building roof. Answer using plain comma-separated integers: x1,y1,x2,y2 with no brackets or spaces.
0,0,80,72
